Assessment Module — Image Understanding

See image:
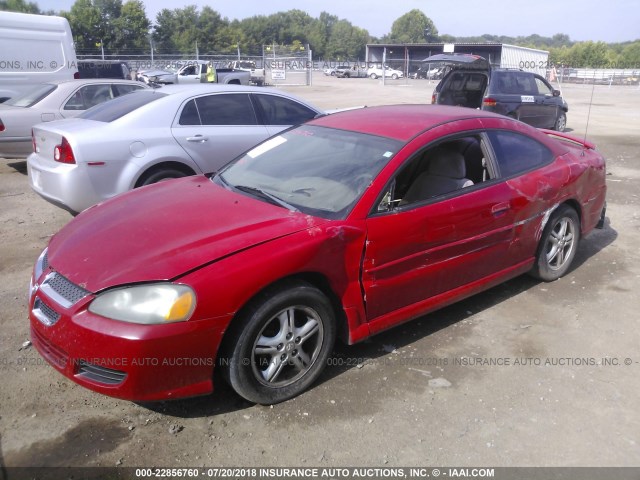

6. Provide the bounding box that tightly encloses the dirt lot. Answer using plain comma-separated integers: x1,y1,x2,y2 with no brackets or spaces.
1,74,639,469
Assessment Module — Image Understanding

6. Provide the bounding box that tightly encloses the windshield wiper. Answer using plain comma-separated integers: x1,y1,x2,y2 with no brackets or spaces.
233,185,299,212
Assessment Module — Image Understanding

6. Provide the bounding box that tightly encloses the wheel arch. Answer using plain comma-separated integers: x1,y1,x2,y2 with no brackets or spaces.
134,160,197,188
216,271,349,370
561,198,582,225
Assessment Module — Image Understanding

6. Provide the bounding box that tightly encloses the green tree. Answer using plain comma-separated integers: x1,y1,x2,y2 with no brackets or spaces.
112,0,150,54
151,8,177,53
307,12,338,58
621,41,640,67
0,0,40,13
325,19,369,59
389,9,438,43
63,0,104,53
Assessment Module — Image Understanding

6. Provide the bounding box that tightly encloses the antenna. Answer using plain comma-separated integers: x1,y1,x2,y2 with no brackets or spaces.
582,72,597,157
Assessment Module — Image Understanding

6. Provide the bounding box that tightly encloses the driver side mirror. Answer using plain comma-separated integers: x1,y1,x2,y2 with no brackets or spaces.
552,89,561,97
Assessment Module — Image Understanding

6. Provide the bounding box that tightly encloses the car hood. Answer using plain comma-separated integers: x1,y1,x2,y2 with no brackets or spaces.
422,54,490,70
47,175,328,293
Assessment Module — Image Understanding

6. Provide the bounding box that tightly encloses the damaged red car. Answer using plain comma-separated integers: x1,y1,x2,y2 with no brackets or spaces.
29,105,607,404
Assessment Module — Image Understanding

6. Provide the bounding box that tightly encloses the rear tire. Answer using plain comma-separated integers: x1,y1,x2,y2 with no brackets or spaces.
223,282,336,404
530,205,580,281
369,73,378,79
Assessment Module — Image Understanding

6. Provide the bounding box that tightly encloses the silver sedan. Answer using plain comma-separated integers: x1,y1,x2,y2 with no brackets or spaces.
27,84,324,213
0,79,147,158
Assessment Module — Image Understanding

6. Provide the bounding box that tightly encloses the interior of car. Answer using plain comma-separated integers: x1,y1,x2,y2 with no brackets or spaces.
379,135,490,211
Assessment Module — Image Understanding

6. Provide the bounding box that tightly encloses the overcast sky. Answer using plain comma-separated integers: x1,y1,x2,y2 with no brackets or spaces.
34,0,639,43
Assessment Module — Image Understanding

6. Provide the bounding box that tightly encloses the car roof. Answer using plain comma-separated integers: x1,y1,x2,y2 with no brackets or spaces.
50,78,143,86
147,84,322,110
309,104,505,142
155,84,279,96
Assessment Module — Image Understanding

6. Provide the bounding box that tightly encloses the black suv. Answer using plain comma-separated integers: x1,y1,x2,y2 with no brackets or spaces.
428,54,568,131
77,60,132,80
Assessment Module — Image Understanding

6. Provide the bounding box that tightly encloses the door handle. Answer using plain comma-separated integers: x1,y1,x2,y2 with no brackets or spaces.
491,202,510,215
186,135,208,142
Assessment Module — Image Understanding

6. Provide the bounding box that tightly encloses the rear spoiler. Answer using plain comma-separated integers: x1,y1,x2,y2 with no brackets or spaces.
540,129,596,150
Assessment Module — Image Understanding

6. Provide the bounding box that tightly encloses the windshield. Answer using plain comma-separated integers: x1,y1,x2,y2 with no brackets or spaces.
217,125,402,219
79,90,166,122
5,84,57,107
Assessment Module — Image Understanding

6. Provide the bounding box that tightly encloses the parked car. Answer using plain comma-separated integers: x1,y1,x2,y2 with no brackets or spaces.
27,84,324,212
336,65,368,78
29,104,606,404
77,60,131,80
0,79,147,158
367,65,404,80
427,54,568,131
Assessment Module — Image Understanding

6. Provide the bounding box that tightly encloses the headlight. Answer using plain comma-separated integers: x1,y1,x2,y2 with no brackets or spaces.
89,283,196,324
34,247,48,280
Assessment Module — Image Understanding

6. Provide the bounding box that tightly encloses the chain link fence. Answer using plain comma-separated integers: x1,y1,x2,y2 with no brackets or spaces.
77,43,314,86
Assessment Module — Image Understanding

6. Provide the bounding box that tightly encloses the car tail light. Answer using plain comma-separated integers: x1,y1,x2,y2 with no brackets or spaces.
0,118,5,132
74,71,80,79
53,137,76,164
431,93,437,104
483,97,497,107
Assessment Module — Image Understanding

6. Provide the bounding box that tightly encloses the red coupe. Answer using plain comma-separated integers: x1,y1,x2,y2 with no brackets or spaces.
29,105,607,404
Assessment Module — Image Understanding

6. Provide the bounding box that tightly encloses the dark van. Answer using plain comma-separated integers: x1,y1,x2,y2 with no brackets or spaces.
427,54,568,131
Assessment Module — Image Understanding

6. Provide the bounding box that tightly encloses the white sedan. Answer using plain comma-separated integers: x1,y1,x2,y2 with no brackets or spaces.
0,79,147,158
27,84,324,213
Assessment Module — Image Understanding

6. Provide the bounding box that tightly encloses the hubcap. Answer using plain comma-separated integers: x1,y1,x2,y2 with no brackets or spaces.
545,217,576,270
251,306,323,387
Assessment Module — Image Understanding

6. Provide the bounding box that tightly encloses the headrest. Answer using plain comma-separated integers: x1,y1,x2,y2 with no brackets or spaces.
427,147,467,179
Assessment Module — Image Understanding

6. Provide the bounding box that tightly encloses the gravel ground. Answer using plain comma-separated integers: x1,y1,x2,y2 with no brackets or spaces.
0,74,639,469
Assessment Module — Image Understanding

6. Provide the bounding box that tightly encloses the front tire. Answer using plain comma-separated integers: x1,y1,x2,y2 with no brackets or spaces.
530,205,580,281
224,282,336,404
137,167,190,187
391,73,398,80
554,112,567,132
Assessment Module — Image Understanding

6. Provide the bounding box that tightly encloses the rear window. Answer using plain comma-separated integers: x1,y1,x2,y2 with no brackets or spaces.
79,91,166,122
4,84,57,107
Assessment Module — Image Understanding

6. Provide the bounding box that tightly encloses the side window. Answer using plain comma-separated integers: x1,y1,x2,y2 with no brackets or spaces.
377,136,489,212
64,84,112,110
535,77,553,95
112,84,143,97
63,89,86,110
514,73,537,95
178,99,201,125
194,94,257,125
487,131,552,177
181,65,197,76
253,94,317,125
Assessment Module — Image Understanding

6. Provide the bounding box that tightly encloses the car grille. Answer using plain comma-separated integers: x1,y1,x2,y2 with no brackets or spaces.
40,272,89,309
76,360,127,385
31,326,68,369
32,297,61,326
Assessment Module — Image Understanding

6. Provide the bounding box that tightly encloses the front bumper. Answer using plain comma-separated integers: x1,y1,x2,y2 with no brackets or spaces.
29,270,228,402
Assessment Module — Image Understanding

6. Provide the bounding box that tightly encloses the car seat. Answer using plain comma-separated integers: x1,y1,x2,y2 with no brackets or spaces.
403,147,474,203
